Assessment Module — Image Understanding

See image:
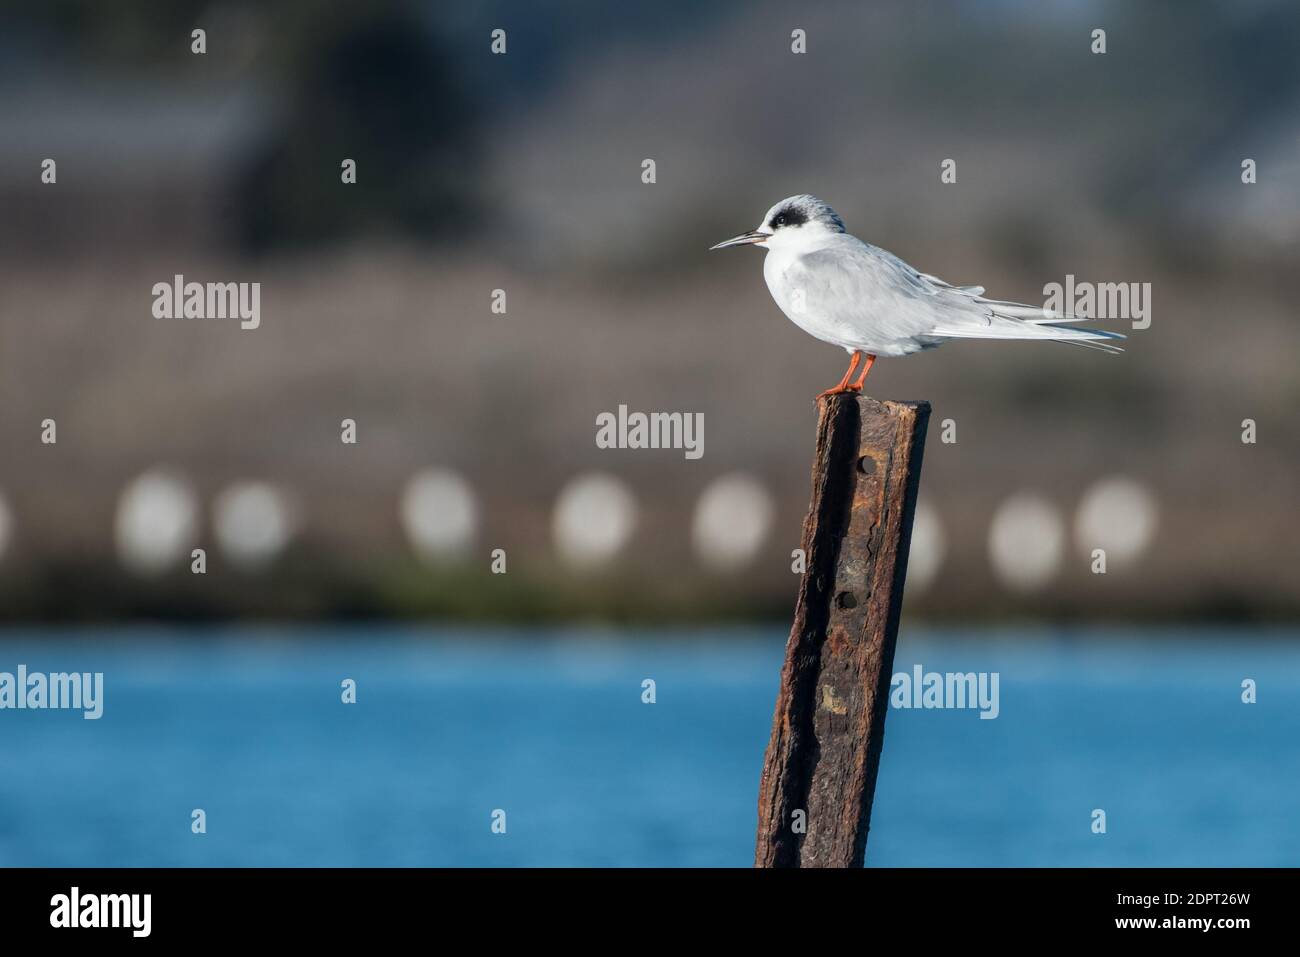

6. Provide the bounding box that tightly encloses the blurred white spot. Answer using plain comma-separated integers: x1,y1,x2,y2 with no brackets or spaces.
400,468,478,560
553,472,637,567
1074,477,1158,566
115,469,199,575
691,473,774,571
904,500,945,594
988,492,1064,591
213,481,296,568
0,491,12,562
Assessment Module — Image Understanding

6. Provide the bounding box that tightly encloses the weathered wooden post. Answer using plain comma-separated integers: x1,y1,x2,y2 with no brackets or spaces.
755,393,930,868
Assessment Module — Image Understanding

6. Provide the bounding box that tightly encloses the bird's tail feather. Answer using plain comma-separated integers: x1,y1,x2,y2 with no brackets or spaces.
933,311,1127,353
1049,336,1126,355
976,297,1115,326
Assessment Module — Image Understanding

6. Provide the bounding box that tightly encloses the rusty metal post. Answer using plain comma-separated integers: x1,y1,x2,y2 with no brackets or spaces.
755,393,930,868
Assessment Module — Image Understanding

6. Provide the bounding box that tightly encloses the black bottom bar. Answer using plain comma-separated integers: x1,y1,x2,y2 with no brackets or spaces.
1,867,1291,943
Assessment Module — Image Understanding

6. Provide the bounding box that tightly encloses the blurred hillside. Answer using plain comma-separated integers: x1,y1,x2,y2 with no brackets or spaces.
0,1,1297,624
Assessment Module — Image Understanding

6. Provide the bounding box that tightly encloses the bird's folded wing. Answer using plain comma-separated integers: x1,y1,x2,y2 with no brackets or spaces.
911,264,1126,350
791,242,1125,351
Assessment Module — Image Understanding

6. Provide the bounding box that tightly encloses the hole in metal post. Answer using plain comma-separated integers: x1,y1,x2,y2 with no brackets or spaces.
836,591,857,609
857,455,876,475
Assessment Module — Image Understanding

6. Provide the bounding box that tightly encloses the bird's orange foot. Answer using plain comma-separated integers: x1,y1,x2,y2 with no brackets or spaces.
816,351,864,400
815,383,862,400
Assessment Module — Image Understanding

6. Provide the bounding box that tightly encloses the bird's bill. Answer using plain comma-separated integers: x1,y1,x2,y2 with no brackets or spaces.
709,230,769,250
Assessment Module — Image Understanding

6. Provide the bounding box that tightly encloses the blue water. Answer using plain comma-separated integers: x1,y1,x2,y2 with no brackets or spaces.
0,626,1296,867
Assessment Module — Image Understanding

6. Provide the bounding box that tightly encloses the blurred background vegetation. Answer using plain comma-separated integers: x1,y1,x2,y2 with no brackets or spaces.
0,0,1297,625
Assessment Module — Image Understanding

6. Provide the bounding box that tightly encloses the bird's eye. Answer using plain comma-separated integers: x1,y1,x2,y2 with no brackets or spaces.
770,207,807,230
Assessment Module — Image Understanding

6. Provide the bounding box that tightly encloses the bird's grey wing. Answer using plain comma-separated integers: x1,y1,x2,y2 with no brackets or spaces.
788,243,954,343
919,270,1127,350
917,268,1101,324
798,243,1125,351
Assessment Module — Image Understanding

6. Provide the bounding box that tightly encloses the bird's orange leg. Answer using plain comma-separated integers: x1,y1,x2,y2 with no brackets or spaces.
849,353,877,390
816,351,862,399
